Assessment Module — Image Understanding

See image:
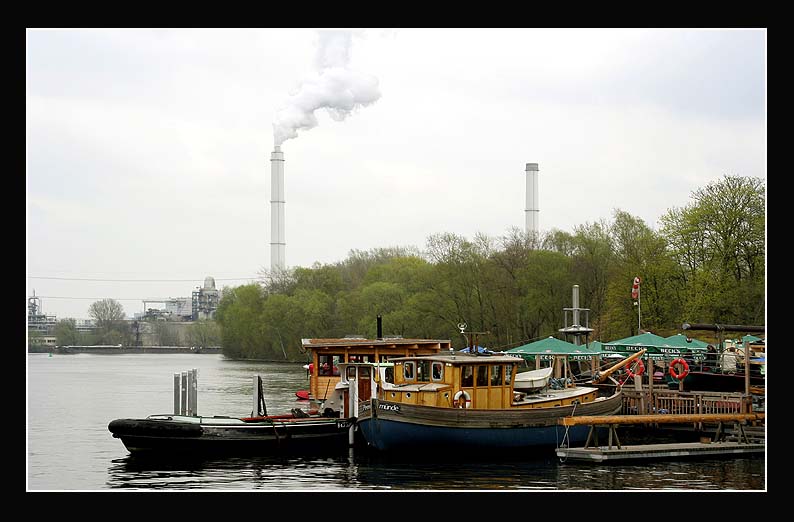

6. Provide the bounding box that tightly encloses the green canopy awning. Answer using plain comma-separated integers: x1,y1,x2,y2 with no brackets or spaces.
742,334,763,343
507,336,603,361
603,332,706,361
664,334,710,349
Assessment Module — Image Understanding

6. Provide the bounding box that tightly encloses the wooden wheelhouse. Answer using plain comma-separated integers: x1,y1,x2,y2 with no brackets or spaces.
301,337,451,404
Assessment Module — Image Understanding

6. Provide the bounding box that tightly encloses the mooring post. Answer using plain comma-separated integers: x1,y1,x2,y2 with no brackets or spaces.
173,372,180,415
348,367,358,446
191,368,198,416
180,371,188,415
186,370,194,416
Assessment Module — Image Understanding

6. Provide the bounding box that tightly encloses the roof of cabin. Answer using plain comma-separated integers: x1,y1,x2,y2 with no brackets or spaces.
301,338,450,348
389,353,523,365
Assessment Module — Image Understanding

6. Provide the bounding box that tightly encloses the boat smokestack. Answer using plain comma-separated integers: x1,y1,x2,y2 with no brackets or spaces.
377,315,383,340
572,285,580,326
270,146,285,271
524,162,539,237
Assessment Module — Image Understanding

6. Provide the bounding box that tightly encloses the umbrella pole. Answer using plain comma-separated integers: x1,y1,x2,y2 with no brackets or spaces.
648,357,654,414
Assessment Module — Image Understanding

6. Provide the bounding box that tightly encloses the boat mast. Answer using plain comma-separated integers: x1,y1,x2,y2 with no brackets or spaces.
559,285,595,386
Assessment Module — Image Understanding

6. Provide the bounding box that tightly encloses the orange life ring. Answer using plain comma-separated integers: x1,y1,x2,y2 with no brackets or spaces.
453,390,471,408
669,358,690,380
625,358,645,378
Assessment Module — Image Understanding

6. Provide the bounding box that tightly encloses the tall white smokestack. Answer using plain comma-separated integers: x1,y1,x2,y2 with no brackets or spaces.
524,162,539,236
270,146,285,271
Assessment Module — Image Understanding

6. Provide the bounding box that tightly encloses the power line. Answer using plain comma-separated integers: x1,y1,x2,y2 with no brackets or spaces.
28,276,260,282
30,296,191,301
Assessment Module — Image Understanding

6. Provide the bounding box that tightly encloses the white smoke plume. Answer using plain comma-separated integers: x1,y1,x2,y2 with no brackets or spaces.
272,30,381,147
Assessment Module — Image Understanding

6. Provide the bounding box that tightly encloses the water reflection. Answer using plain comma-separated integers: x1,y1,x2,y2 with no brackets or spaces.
107,449,764,491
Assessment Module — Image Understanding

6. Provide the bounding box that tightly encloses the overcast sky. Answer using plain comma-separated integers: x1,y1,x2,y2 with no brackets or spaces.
26,28,766,320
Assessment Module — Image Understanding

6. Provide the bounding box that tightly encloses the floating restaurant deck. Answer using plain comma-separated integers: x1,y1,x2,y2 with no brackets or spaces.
555,412,765,462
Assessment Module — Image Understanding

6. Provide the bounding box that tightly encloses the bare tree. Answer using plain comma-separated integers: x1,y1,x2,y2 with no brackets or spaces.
88,298,127,344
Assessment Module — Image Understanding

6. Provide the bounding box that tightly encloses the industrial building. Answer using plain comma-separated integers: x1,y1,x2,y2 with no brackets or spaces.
28,276,223,348
27,293,58,346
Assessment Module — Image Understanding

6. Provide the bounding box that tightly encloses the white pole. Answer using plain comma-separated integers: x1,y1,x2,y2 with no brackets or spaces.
191,368,198,416
186,370,194,416
524,163,539,237
270,146,286,271
180,371,187,415
173,373,180,415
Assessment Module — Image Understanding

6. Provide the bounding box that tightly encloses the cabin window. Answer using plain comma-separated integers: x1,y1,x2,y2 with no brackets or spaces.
346,366,356,380
504,365,513,385
417,360,431,382
476,366,488,387
404,361,415,380
461,365,474,387
384,366,394,383
432,362,443,381
490,364,503,386
350,354,375,363
359,366,371,378
319,354,342,376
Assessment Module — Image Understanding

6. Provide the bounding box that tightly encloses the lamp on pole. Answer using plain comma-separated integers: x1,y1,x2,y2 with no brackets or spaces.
632,277,641,333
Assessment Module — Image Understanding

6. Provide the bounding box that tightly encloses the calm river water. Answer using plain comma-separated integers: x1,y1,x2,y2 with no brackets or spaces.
27,353,766,492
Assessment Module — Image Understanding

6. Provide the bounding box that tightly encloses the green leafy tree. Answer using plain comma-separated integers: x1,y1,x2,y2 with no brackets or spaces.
660,175,765,325
54,318,81,346
216,284,267,358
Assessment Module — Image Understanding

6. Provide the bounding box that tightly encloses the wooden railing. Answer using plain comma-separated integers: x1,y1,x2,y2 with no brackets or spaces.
621,388,751,415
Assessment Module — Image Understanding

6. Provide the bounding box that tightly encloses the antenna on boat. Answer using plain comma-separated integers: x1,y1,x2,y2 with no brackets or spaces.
458,322,490,356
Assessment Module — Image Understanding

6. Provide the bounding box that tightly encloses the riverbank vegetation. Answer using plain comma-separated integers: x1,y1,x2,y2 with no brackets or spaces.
216,175,765,362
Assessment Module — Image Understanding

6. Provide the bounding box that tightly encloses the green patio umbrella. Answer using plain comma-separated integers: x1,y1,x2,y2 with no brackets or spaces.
507,336,603,361
603,332,705,361
665,333,710,349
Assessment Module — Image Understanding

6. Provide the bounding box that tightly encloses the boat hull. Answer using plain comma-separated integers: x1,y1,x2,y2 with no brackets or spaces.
668,371,764,392
108,415,354,455
356,392,623,453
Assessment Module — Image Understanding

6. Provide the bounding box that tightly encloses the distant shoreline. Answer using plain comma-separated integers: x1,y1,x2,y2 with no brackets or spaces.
28,345,222,355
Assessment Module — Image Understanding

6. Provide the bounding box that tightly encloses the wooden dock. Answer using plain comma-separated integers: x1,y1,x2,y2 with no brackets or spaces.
555,413,764,462
556,440,765,462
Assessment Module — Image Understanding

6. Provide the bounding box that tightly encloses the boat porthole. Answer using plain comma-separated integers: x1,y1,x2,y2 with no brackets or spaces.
390,392,396,398
406,392,411,398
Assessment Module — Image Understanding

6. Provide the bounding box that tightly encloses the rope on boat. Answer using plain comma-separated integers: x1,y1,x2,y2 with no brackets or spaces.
268,418,281,446
558,400,579,463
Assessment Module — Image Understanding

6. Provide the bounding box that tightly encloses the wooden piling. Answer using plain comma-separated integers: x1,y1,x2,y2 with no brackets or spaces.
173,373,180,415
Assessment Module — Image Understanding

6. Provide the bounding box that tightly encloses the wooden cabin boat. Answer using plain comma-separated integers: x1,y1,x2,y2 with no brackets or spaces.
355,351,635,453
299,334,451,414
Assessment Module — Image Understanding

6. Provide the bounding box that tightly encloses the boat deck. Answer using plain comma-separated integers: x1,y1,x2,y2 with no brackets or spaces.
515,386,598,406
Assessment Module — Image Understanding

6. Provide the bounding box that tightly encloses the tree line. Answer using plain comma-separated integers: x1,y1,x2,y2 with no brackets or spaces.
214,175,765,361
52,298,221,348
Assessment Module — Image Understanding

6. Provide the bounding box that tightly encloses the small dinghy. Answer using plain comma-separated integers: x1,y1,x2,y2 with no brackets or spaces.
512,366,554,390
